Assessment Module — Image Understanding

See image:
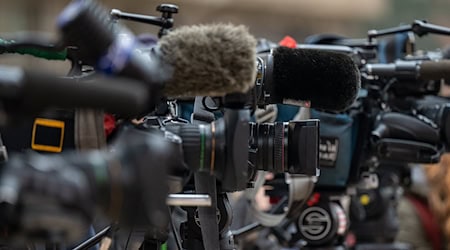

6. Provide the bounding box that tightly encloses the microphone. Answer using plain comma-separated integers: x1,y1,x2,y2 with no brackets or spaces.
257,46,361,111
58,0,358,112
57,0,257,108
0,65,149,118
363,60,450,80
159,24,257,97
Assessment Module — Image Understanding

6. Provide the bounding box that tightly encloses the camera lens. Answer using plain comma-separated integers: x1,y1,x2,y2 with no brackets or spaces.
249,120,319,176
249,122,287,173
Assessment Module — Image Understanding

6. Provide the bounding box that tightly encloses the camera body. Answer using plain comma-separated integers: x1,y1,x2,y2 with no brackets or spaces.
281,29,449,248
141,104,320,192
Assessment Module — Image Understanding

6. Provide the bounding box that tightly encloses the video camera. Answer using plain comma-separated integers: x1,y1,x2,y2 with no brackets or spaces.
254,20,450,250
0,0,327,249
0,126,173,245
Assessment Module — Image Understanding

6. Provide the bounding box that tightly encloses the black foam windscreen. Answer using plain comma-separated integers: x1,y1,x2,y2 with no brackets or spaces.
273,47,361,111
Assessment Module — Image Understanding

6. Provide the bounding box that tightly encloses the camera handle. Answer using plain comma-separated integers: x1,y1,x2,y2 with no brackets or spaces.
110,4,178,38
367,19,450,43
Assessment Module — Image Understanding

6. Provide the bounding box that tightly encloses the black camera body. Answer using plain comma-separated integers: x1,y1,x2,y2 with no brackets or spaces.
371,111,443,164
141,107,320,192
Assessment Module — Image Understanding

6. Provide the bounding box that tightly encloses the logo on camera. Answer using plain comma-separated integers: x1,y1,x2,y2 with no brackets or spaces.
319,137,339,168
299,206,332,241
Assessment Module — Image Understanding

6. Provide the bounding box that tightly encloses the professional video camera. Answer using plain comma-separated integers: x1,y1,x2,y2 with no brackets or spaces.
0,0,327,187
0,126,174,246
315,21,450,250
240,20,450,250
0,1,365,249
351,24,450,250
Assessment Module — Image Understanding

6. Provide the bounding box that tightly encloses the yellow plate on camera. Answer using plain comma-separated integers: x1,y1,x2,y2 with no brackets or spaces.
31,118,65,153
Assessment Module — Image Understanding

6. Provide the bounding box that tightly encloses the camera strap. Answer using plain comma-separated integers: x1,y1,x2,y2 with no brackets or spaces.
192,96,220,250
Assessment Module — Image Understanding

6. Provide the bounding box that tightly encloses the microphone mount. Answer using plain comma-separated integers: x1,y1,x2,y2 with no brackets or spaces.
368,19,450,43
110,3,179,37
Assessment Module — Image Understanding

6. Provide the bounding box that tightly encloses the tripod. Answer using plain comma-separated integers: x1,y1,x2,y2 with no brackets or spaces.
180,192,235,250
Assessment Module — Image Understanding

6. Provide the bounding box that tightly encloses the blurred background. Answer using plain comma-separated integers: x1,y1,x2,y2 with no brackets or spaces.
1,0,450,73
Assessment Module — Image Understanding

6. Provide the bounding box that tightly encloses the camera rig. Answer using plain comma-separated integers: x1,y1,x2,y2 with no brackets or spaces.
0,1,321,249
247,20,450,250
